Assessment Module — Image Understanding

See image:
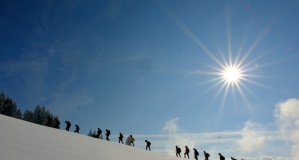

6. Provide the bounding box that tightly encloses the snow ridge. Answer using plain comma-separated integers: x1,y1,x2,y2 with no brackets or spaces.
0,115,177,160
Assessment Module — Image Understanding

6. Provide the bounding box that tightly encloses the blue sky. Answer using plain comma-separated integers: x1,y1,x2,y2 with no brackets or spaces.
1,0,299,159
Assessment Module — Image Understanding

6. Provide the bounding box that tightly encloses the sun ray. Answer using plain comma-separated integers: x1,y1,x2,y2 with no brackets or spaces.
225,4,233,68
196,78,225,98
234,16,254,68
216,46,230,68
237,81,259,101
235,81,253,112
157,3,228,70
237,7,282,69
221,81,231,107
210,79,228,106
158,2,285,112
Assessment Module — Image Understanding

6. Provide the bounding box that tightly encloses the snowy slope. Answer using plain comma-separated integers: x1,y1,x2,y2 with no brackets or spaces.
0,115,179,160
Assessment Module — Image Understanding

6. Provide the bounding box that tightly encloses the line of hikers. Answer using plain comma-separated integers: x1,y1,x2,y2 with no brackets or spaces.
90,128,151,150
44,117,153,151
45,116,60,129
45,118,240,159
45,116,80,134
175,146,239,160
90,128,113,141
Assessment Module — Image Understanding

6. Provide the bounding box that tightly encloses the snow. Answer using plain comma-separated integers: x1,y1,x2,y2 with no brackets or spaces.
0,115,179,160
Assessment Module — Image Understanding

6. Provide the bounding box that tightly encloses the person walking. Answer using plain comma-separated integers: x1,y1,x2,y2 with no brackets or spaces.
119,133,124,144
65,121,71,131
74,124,80,134
129,135,135,147
145,140,151,151
204,151,210,160
219,153,225,160
193,148,199,160
176,146,181,157
184,146,190,159
97,128,102,138
54,117,60,129
45,116,52,127
105,129,110,141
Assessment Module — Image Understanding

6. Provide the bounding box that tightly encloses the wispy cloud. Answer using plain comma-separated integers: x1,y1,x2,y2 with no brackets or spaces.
275,98,299,160
131,98,299,160
237,121,266,155
161,117,198,155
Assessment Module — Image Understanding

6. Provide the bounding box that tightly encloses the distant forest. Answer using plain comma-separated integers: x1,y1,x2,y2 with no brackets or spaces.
0,92,59,126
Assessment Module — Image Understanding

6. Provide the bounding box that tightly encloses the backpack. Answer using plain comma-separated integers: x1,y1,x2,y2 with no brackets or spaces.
130,137,135,142
186,147,189,153
207,153,210,157
177,148,181,153
195,150,199,156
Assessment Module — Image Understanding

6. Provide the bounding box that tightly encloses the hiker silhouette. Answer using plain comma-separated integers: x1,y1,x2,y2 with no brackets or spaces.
119,133,124,144
45,116,52,127
145,140,151,151
74,124,80,134
219,153,225,160
176,146,181,157
129,135,135,147
105,129,110,141
97,128,102,138
184,146,190,159
65,121,71,131
193,148,199,160
204,151,210,160
54,117,60,129
92,128,101,138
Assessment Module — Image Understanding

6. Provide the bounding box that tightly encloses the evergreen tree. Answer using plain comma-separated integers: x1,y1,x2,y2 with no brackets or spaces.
23,109,34,122
0,91,59,128
23,106,57,127
88,129,93,137
10,102,19,118
16,109,22,119
87,129,99,138
33,105,44,125
0,92,4,114
0,92,19,118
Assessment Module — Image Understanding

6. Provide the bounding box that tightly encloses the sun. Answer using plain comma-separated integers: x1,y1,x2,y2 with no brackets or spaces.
221,66,242,83
168,4,271,107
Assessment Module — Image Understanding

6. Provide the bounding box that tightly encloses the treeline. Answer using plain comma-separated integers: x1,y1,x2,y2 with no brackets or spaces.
0,92,59,126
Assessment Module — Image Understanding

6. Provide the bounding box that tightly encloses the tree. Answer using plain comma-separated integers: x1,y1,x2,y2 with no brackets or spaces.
0,92,4,114
33,105,43,125
0,92,20,118
23,109,34,122
87,129,98,137
0,92,58,128
16,109,22,119
88,129,93,137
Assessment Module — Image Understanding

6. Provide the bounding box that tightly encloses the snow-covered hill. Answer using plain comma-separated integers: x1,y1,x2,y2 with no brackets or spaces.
0,115,179,160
